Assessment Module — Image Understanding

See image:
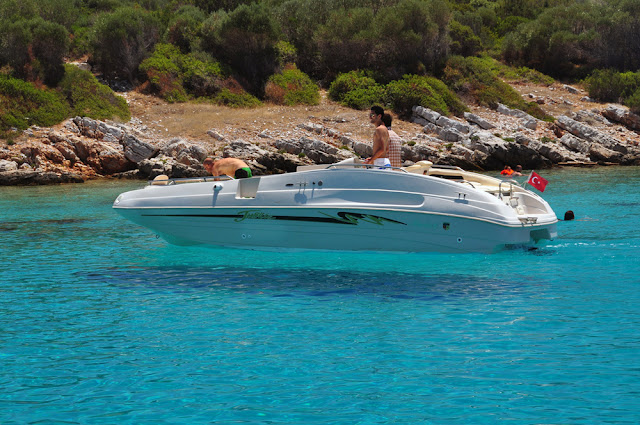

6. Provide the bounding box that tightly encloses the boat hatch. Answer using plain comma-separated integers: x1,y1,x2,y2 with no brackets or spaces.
236,178,260,198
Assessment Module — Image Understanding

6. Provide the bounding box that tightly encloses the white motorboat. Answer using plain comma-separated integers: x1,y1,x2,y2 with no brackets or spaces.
113,160,558,253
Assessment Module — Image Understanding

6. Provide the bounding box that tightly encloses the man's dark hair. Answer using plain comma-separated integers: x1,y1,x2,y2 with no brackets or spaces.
382,113,392,128
370,105,384,117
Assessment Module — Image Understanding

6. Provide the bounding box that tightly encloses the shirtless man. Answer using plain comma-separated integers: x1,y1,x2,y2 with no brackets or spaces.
364,105,390,167
203,157,252,179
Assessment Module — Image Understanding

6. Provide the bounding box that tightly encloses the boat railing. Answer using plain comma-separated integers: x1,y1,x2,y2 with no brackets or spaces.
498,180,515,199
325,163,408,172
430,164,464,171
148,174,234,186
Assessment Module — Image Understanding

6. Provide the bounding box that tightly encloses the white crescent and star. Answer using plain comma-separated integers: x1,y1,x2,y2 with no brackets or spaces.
532,177,540,184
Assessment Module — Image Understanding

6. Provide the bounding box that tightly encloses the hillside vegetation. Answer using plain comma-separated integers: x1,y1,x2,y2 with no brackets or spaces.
2,0,640,135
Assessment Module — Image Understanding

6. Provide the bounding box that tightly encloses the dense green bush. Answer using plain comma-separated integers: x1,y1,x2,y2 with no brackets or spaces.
329,71,385,110
449,19,482,57
30,19,70,85
584,69,640,113
139,43,189,102
264,66,319,106
328,71,378,102
314,0,451,83
141,43,231,102
165,5,206,53
443,55,549,120
213,88,261,108
583,69,640,103
0,73,70,131
200,3,280,95
341,86,387,111
58,64,130,121
0,17,69,85
91,7,161,82
625,90,640,115
385,74,467,118
501,1,640,79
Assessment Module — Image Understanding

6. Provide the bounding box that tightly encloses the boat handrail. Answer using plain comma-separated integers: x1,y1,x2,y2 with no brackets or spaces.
430,164,464,171
498,180,514,199
325,163,408,172
148,175,234,186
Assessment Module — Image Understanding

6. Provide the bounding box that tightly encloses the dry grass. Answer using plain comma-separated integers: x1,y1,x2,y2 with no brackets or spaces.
123,90,423,147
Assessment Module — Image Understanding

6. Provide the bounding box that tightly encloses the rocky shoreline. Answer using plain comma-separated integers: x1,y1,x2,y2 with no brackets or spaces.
2,85,640,185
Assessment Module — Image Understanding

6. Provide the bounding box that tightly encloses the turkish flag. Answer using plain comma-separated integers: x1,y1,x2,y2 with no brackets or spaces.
527,171,549,192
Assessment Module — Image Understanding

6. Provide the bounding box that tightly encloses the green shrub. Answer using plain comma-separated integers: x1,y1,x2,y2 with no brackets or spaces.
265,66,319,106
30,18,69,85
444,55,550,120
624,89,640,115
275,40,297,68
91,7,161,82
328,71,378,102
165,5,206,53
0,17,69,85
140,44,226,102
385,74,467,118
449,19,482,57
341,85,386,110
584,69,640,103
58,64,130,121
422,76,468,116
0,74,70,131
139,44,188,102
200,3,280,95
213,88,261,108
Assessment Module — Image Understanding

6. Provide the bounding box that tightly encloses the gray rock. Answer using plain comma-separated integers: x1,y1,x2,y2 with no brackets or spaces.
352,141,372,158
297,122,324,134
601,105,640,131
207,129,226,141
224,140,270,160
527,137,589,163
569,110,612,126
496,103,531,119
121,134,159,163
414,106,441,123
411,116,429,126
564,84,580,94
338,135,357,148
557,115,627,154
436,116,470,134
559,133,590,154
0,170,84,185
274,137,351,164
589,143,623,163
162,139,207,162
520,117,538,130
0,159,18,172
137,156,175,178
464,112,496,130
434,127,463,142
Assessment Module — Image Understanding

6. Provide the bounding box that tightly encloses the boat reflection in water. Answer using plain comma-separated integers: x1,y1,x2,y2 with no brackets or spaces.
113,159,558,253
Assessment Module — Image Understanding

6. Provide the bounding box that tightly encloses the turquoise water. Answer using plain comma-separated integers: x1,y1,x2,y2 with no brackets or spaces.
1,168,639,424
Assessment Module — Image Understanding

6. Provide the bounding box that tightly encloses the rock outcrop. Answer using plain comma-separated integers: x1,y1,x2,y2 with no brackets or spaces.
3,83,640,186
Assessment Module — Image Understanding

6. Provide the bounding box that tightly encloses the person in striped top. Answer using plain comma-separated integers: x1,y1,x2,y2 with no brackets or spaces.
382,113,403,168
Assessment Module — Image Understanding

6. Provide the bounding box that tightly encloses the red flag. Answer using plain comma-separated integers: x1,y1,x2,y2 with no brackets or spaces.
527,171,549,192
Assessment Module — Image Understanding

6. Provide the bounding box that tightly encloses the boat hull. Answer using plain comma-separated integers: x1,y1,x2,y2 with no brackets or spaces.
114,167,558,253
116,205,557,254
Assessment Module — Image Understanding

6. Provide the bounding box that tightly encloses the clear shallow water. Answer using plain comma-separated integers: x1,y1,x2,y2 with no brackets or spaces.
1,168,639,424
